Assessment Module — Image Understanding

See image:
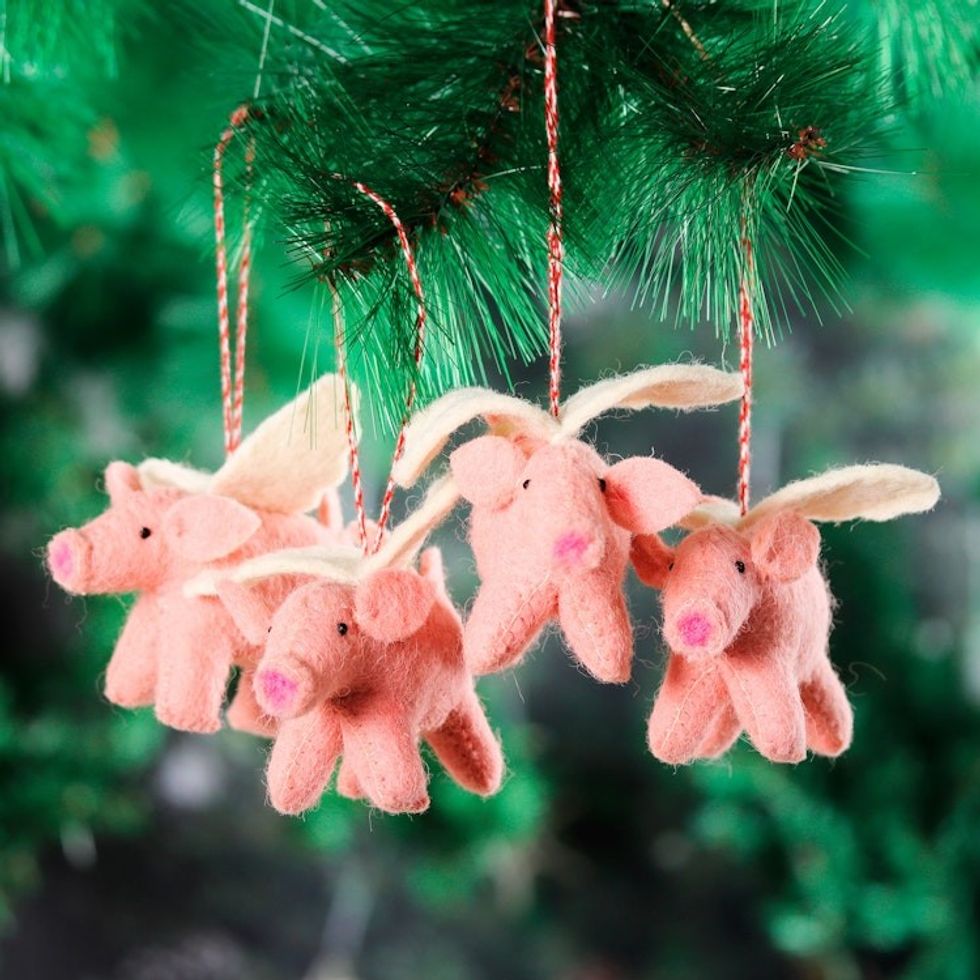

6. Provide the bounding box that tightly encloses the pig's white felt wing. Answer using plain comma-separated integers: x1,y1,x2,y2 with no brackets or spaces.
210,373,352,514
678,495,742,531
137,458,213,495
740,464,941,529
392,387,555,487
183,544,364,597
366,476,459,573
558,364,744,437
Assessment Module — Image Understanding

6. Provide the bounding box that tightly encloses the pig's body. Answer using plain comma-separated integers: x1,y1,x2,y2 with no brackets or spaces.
47,462,338,734
636,513,852,764
253,560,504,815
452,437,702,683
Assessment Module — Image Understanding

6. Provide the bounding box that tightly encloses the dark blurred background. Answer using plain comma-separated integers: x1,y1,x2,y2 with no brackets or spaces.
1,9,979,980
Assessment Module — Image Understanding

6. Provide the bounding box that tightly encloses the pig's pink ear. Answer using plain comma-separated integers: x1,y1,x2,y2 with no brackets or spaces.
750,510,820,583
105,462,141,503
354,568,435,643
604,457,701,534
163,495,262,563
631,534,675,589
450,435,525,509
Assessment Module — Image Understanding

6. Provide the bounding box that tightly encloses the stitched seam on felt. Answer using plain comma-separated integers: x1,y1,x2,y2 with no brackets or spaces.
284,712,335,802
661,662,721,752
495,573,552,665
562,585,616,674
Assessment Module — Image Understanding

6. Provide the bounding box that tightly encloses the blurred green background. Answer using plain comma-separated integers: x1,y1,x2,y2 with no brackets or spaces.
1,7,979,980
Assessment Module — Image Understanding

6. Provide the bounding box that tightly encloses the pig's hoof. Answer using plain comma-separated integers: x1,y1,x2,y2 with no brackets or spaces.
587,658,632,685
372,792,430,815
104,683,154,709
154,704,222,734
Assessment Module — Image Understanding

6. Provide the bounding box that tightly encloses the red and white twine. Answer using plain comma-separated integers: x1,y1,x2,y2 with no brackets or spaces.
543,0,564,418
737,237,754,517
329,281,370,551
331,180,427,556
213,104,253,457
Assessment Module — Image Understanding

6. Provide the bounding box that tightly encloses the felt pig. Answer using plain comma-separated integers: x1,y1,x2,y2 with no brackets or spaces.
187,478,500,814
46,375,353,735
637,464,941,765
390,364,744,681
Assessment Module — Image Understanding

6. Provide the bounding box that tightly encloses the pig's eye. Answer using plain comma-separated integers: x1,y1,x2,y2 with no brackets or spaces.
735,560,746,574
139,527,152,539
267,626,272,634
337,622,349,636
522,479,530,489
598,478,607,492
668,562,674,572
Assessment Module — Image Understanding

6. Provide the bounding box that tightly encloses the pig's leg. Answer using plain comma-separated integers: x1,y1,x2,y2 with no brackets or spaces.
336,758,365,800
425,687,504,796
720,652,807,763
557,574,633,683
696,703,741,759
648,656,731,763
800,659,853,757
226,667,277,737
464,578,554,676
104,594,160,708
154,598,236,734
341,706,429,814
266,708,342,815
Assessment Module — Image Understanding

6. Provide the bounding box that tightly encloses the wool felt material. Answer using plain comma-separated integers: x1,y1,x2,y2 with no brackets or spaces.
137,373,355,514
250,557,503,816
452,436,702,682
392,363,744,488
183,476,460,597
640,511,847,765
47,462,344,734
185,476,496,814
389,363,742,683
638,463,941,765
45,375,353,735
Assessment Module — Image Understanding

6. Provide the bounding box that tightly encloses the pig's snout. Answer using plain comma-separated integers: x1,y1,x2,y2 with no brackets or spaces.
678,612,712,647
666,603,726,657
258,669,299,715
47,530,90,593
552,530,601,571
255,659,316,719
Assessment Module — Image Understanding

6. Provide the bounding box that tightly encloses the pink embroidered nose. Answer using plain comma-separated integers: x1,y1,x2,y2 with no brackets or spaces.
258,670,298,715
553,532,591,564
677,612,712,648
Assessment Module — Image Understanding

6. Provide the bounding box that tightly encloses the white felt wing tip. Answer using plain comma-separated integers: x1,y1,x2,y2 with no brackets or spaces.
210,374,352,514
137,458,213,495
367,475,460,573
558,364,744,437
678,496,742,531
740,464,941,528
393,388,554,487
183,545,364,596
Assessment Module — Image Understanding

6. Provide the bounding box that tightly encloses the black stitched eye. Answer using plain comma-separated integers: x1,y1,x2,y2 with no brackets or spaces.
735,560,746,574
337,622,349,636
267,626,272,634
598,478,607,492
140,527,152,539
668,562,674,572
522,479,530,489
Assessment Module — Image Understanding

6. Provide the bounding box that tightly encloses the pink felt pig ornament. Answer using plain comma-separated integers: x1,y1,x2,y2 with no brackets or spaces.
637,464,941,765
188,479,501,814
46,375,354,735
391,364,744,681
